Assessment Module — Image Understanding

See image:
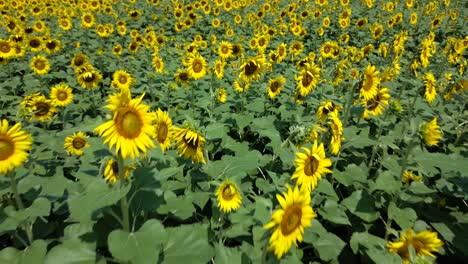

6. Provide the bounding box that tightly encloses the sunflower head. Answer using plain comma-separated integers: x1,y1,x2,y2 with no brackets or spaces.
387,228,444,263
0,119,32,175
267,76,286,99
103,159,136,184
264,185,317,259
111,70,135,90
419,118,442,147
50,83,73,107
30,55,51,75
64,132,89,156
28,95,57,122
215,180,242,213
154,108,172,152
172,123,206,164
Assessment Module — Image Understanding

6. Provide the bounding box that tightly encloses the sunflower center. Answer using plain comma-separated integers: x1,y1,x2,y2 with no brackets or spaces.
302,71,313,87
192,60,203,73
119,75,128,84
270,81,280,92
116,109,142,139
57,91,68,101
304,155,319,176
362,75,374,91
222,185,235,201
157,122,168,143
84,16,92,23
186,137,199,150
0,43,11,53
280,205,303,236
244,61,258,75
30,39,40,48
72,137,86,149
83,72,96,82
46,41,57,50
111,161,119,174
0,138,14,161
179,72,189,81
35,60,46,70
221,46,229,54
35,102,50,116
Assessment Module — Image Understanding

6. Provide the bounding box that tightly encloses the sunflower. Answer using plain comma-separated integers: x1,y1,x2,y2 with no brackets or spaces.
419,118,442,147
289,41,304,60
58,17,72,31
184,52,207,80
370,23,384,39
361,87,391,119
276,43,287,62
50,83,73,107
112,45,123,56
328,112,343,155
295,63,321,97
424,73,437,104
81,12,95,29
239,55,266,84
355,18,368,29
218,41,232,60
216,180,242,213
264,185,317,259
111,70,135,90
103,159,135,184
154,108,172,152
70,53,89,69
0,39,15,59
77,69,103,89
174,69,191,84
215,88,227,103
64,132,89,156
234,79,250,93
29,95,57,122
152,56,164,73
30,55,50,75
214,59,226,79
267,76,286,99
316,101,342,122
95,88,156,160
43,39,61,54
360,64,380,100
402,170,422,185
0,119,32,175
172,124,206,164
26,37,42,52
387,228,444,264
291,140,332,192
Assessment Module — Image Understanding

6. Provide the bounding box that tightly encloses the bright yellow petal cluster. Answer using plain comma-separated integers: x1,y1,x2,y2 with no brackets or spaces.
0,120,32,175
215,180,242,213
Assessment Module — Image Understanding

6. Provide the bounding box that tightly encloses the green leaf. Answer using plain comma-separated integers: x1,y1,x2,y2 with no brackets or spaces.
214,244,242,264
334,164,368,187
315,179,339,201
45,239,96,264
342,190,380,222
318,200,351,226
388,202,417,230
304,220,345,261
162,224,214,264
108,220,167,264
157,195,195,220
372,170,402,194
254,197,272,224
20,239,48,264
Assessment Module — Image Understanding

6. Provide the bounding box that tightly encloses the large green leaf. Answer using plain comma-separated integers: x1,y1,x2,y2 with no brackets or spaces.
0,240,48,264
162,224,214,264
318,200,351,226
304,220,345,261
45,239,96,264
342,190,380,222
108,219,167,264
388,202,417,230
214,244,242,264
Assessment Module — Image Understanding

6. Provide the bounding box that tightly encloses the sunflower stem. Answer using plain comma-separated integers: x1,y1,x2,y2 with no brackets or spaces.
368,108,391,169
117,154,130,232
342,81,359,127
8,171,33,244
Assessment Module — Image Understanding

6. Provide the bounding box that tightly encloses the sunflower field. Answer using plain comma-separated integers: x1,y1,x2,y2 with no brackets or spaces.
0,0,467,263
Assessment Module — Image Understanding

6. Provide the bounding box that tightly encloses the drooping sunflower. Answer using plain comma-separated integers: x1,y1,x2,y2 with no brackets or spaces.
218,41,232,60
94,87,156,160
154,108,172,152
103,158,135,184
50,83,73,107
111,70,135,90
402,170,422,185
419,118,442,147
291,140,332,192
29,95,57,122
360,64,380,100
328,112,343,155
361,87,391,119
152,56,165,73
234,79,250,93
64,132,89,156
370,23,384,39
387,228,444,264
424,72,437,104
239,55,266,84
213,59,226,79
77,69,103,89
172,124,206,164
289,41,304,60
43,39,61,54
216,179,242,213
295,63,321,96
185,52,208,80
267,76,286,99
276,43,287,63
0,119,32,175
316,101,342,122
264,185,317,259
30,55,51,75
